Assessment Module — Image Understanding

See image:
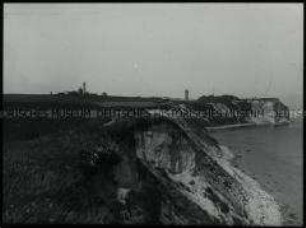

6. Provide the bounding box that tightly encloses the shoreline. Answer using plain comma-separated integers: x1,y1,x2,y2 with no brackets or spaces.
206,123,256,131
211,122,302,225
206,121,291,132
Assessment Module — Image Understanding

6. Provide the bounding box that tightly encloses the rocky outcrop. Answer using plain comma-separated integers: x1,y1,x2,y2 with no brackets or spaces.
133,117,281,225
90,111,282,225
194,95,289,126
247,98,290,124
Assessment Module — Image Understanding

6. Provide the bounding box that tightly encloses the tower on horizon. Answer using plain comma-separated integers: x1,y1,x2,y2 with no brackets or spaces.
185,89,189,101
82,82,86,94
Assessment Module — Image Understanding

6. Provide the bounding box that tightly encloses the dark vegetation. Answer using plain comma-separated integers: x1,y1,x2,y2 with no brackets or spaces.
3,93,167,109
3,116,164,224
3,119,117,223
189,95,252,126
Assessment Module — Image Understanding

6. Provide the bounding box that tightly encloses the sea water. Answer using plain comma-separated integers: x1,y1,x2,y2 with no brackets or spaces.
210,119,303,226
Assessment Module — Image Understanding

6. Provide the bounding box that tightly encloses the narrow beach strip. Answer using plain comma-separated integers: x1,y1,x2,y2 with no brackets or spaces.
206,123,256,131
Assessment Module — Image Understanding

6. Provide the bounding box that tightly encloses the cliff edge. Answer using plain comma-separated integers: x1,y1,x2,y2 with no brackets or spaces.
94,107,282,225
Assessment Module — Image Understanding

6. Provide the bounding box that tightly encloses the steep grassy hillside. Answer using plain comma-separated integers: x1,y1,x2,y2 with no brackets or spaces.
3,119,121,223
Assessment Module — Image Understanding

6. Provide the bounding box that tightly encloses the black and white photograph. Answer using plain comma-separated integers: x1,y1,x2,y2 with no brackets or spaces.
2,3,303,226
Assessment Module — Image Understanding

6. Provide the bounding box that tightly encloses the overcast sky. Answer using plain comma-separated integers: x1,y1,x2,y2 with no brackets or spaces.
4,3,303,108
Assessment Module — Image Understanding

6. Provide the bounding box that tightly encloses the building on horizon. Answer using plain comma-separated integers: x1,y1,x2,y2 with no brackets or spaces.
185,89,189,101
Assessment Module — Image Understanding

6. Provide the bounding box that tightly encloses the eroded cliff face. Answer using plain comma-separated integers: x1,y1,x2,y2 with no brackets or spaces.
74,116,282,225
133,120,282,225
194,95,290,126
248,98,289,124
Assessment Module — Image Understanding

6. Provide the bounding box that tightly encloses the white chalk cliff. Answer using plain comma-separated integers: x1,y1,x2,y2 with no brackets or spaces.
132,117,282,225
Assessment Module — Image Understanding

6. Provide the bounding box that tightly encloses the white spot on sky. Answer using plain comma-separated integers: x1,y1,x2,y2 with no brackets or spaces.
133,62,140,71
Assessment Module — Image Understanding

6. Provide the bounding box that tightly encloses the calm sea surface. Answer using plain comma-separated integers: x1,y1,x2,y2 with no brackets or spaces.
210,119,303,226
